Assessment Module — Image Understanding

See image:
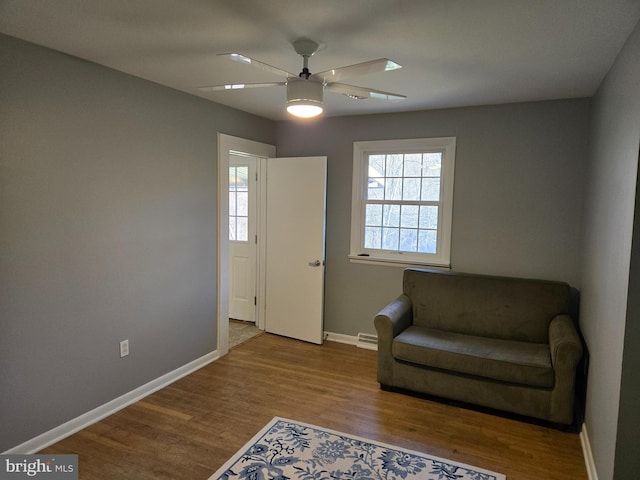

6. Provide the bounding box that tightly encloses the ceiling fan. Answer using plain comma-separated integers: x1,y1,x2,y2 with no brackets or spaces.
198,38,406,118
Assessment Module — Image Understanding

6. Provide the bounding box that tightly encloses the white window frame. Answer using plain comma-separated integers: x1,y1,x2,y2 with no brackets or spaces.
349,137,456,268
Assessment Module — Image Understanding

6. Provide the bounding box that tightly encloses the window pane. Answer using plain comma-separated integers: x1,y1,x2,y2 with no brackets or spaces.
364,227,382,249
367,178,384,199
418,229,437,253
229,217,237,241
404,154,422,176
384,178,403,200
419,206,438,229
382,204,400,227
386,154,404,177
382,227,399,250
400,228,418,252
402,178,421,201
229,192,236,215
369,155,386,176
365,204,382,226
229,167,237,191
423,153,442,177
237,191,248,216
236,166,248,188
421,178,441,201
237,217,248,242
400,205,419,228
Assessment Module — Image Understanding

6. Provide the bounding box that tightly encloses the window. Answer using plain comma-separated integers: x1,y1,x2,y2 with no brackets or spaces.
350,137,456,267
229,165,249,241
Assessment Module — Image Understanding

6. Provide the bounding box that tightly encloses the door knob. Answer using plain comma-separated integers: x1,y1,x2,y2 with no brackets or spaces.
308,260,322,267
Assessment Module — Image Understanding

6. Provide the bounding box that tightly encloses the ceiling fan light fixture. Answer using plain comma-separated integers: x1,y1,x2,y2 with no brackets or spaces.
209,39,406,118
287,101,323,118
286,80,323,118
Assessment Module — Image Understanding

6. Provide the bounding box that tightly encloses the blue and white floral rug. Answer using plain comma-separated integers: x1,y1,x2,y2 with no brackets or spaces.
208,417,505,480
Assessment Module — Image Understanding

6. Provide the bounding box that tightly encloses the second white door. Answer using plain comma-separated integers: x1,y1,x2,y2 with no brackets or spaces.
229,155,258,322
265,156,327,344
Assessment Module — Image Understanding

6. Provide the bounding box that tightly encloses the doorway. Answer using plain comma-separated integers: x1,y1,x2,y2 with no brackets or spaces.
217,134,327,354
228,154,263,349
217,134,275,356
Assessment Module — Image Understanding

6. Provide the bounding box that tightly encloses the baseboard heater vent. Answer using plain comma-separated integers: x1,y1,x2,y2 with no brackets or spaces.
357,333,378,351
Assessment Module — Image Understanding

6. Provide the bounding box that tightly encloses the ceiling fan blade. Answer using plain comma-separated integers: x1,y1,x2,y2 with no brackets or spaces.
218,53,296,79
325,83,406,101
311,58,401,83
198,82,287,92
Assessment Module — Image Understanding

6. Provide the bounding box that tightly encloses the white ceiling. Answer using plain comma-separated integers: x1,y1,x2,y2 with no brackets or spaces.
1,0,639,121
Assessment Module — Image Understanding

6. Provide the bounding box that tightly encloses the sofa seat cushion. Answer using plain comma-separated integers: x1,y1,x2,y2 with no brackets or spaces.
392,326,554,388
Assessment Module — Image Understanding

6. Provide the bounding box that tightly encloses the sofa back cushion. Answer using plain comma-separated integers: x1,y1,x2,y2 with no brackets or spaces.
403,269,570,343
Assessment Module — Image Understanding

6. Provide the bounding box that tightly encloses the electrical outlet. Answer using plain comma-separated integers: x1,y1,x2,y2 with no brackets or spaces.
119,339,129,358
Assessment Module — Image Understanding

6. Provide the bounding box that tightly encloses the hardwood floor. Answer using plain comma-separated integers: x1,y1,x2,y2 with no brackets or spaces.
40,333,587,479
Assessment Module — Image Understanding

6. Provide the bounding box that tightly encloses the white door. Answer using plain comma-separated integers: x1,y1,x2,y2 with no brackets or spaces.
265,156,327,344
229,155,258,322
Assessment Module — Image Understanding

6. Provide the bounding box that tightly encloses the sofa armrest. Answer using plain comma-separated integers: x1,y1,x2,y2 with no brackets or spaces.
374,294,413,346
549,314,583,370
374,294,413,387
548,314,583,423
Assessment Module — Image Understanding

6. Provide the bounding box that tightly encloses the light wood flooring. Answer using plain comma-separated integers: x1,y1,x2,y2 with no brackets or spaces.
40,333,587,479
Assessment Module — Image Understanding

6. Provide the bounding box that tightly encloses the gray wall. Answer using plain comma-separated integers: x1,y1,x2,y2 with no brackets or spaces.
0,34,275,452
275,100,590,336
580,19,640,480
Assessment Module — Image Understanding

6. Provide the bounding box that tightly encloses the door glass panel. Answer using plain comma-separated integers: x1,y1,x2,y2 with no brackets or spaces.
229,165,249,242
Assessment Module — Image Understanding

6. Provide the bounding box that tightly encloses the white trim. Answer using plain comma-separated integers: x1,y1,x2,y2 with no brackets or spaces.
256,156,267,331
325,332,378,351
4,350,220,454
325,331,357,346
348,255,451,269
350,137,456,267
580,423,598,480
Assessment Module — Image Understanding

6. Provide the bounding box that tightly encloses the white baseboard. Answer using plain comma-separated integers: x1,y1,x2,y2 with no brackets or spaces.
580,423,598,480
324,331,378,351
4,349,220,454
325,331,357,345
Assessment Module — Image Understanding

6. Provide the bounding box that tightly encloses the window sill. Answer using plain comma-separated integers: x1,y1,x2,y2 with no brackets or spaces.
348,254,451,270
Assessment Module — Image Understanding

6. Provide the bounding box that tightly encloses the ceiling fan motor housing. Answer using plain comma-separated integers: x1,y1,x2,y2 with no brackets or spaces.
287,79,323,105
286,79,324,118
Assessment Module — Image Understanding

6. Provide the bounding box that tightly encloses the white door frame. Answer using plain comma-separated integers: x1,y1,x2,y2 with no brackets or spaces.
217,133,275,356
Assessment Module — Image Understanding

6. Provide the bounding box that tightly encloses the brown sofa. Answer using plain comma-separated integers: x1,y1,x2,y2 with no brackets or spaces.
374,268,583,425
